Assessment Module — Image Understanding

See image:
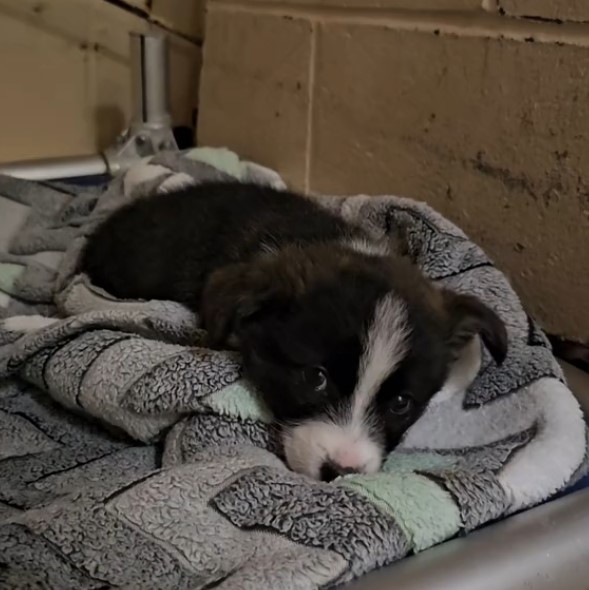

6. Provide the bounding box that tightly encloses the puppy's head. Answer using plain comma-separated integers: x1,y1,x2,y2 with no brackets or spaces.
201,245,507,481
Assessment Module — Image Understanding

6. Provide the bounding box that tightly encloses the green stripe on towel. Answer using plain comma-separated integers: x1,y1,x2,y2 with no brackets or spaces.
340,471,461,551
0,262,25,295
383,450,456,473
205,381,274,423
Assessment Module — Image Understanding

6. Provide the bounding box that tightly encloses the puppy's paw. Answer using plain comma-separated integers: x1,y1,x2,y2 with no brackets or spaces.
1,315,58,334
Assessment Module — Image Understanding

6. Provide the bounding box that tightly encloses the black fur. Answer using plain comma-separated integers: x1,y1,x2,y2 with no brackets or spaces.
82,183,362,308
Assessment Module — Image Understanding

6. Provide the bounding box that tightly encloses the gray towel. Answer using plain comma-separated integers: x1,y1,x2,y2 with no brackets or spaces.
0,148,586,589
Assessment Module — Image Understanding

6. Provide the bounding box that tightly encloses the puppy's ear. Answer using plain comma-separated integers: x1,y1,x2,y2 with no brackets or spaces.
389,221,415,261
200,261,293,348
443,291,508,364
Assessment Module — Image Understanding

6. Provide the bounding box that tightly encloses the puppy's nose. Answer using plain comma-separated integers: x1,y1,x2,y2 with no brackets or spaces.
320,461,359,482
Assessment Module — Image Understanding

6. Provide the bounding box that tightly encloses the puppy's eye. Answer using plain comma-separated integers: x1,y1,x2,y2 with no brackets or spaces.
306,366,328,392
388,394,413,416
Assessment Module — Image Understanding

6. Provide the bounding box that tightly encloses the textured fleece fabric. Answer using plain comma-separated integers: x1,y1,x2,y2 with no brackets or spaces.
0,148,587,589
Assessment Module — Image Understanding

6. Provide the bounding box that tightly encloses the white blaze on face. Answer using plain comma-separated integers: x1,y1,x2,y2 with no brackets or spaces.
283,294,411,479
351,295,411,422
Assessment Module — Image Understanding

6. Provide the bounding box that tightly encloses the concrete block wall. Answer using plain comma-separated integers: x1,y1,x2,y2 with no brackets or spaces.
198,0,589,342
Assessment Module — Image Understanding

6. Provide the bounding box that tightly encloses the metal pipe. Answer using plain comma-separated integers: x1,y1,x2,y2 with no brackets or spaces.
0,154,108,181
130,32,171,128
0,33,175,181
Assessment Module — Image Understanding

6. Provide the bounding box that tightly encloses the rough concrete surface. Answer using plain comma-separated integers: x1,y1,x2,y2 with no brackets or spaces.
500,0,589,23
242,0,485,10
199,10,313,186
199,0,589,342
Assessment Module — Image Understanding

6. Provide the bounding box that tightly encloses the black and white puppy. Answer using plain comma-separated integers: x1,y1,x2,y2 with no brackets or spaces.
77,182,507,480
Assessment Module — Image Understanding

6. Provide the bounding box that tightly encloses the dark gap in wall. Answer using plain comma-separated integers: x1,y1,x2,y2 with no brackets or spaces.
173,125,195,150
102,0,149,20
521,15,589,25
550,336,589,374
101,0,203,45
520,15,564,25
